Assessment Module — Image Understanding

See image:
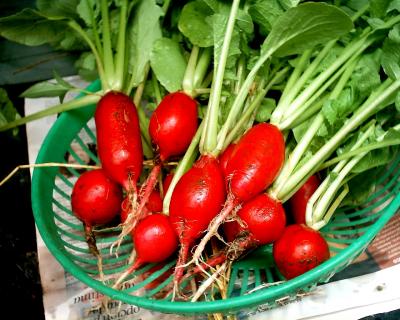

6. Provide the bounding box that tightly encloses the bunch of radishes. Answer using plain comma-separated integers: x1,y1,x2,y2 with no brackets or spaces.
2,0,397,303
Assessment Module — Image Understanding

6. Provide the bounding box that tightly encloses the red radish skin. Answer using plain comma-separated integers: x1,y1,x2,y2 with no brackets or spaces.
218,143,236,178
146,189,163,213
120,197,152,223
225,123,285,202
273,224,330,280
114,214,178,288
223,194,286,245
95,91,143,192
133,214,178,267
288,175,320,224
149,92,198,161
190,123,285,264
71,169,122,279
162,173,174,196
169,155,226,288
71,169,123,228
133,93,199,239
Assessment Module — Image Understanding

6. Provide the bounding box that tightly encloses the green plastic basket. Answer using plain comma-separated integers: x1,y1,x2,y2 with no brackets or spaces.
31,81,400,315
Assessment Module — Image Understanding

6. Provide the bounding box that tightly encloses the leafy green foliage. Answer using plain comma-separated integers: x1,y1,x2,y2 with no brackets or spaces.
0,88,20,136
178,0,214,47
262,3,354,57
0,9,66,46
255,98,276,122
36,0,80,19
127,0,163,87
150,38,187,92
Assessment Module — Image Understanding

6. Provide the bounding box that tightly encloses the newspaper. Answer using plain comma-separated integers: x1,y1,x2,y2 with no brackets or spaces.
25,76,400,320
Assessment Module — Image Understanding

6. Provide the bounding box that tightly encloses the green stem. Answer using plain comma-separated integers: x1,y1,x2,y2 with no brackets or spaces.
272,57,357,198
276,78,399,201
162,0,172,14
279,35,371,125
132,66,154,159
270,48,313,125
201,0,240,154
214,49,274,156
0,94,101,132
279,53,361,130
312,153,365,225
193,48,212,90
234,56,247,95
114,0,128,91
100,0,115,88
163,121,204,214
87,0,103,61
305,122,375,226
313,184,349,230
68,21,107,89
152,71,162,104
320,131,400,170
223,67,289,150
182,46,200,96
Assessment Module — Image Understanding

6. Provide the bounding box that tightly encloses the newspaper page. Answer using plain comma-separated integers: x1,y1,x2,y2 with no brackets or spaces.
25,76,400,320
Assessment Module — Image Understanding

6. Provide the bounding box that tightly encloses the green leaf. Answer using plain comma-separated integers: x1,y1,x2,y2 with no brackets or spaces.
278,0,300,10
0,9,66,46
150,38,187,92
389,24,400,43
381,39,400,80
370,0,391,18
20,81,70,98
351,52,382,95
212,13,241,73
0,88,20,136
387,0,400,13
395,91,400,111
74,51,98,81
347,0,369,11
262,3,354,57
36,0,80,19
236,9,254,35
53,70,75,90
77,0,100,27
248,0,284,35
342,168,378,206
178,0,214,47
128,0,163,87
255,98,276,122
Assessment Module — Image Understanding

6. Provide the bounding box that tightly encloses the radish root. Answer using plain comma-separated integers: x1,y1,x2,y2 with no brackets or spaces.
186,195,238,267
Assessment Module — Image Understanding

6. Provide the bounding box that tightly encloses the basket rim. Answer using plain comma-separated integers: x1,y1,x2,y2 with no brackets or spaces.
31,82,400,314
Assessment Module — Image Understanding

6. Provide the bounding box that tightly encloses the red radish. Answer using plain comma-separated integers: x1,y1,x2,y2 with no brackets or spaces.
120,189,162,223
71,169,123,278
146,189,163,213
288,175,320,224
149,92,198,162
114,213,178,288
71,169,123,228
225,123,285,202
95,91,143,192
169,155,226,288
162,173,174,196
190,123,285,263
223,193,286,245
129,92,198,240
273,224,330,279
218,142,236,177
120,197,148,223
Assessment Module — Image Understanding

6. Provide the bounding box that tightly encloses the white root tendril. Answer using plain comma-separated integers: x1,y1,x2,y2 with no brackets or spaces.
186,197,237,267
191,262,228,302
